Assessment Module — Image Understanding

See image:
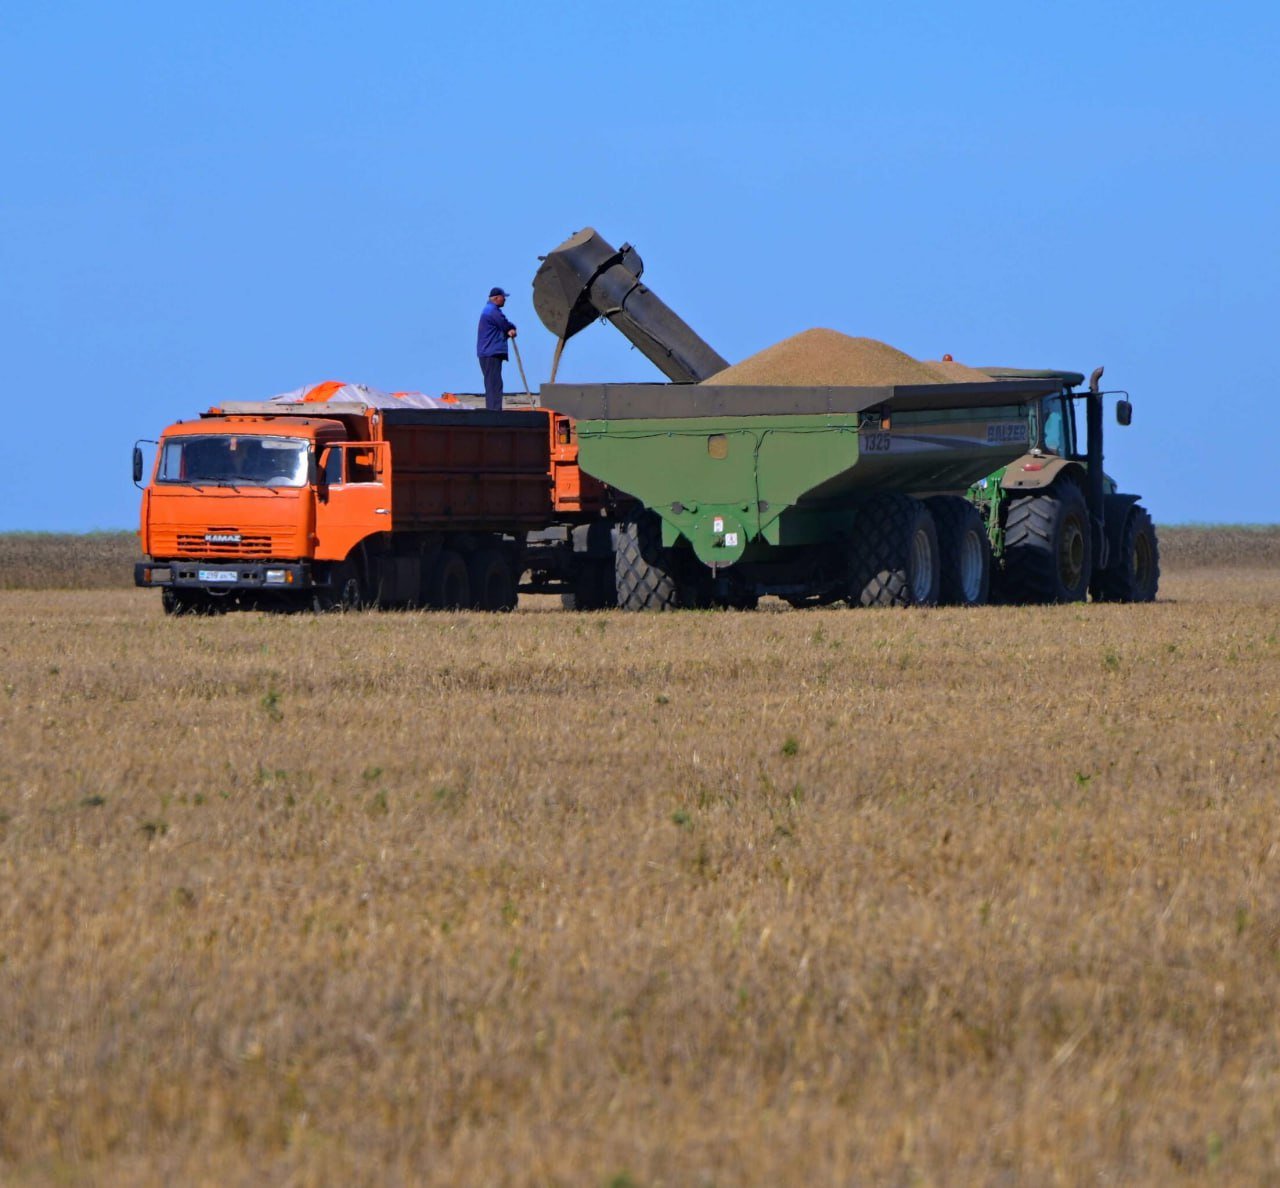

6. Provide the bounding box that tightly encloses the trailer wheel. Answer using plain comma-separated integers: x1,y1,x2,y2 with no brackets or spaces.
313,560,364,611
468,548,517,612
425,550,470,610
999,479,1092,604
1094,505,1160,603
848,495,940,608
616,511,680,611
926,496,991,607
562,556,616,611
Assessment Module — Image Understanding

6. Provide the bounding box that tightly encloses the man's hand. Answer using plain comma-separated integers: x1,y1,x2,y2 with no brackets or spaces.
507,327,517,338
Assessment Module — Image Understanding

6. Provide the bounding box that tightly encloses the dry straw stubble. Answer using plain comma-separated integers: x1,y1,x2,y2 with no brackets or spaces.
2,565,1280,1184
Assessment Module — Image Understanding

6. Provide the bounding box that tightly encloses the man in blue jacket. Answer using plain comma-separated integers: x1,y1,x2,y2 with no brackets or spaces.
476,287,517,411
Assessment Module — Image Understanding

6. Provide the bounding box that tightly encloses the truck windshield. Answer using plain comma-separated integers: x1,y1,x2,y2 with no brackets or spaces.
157,435,310,487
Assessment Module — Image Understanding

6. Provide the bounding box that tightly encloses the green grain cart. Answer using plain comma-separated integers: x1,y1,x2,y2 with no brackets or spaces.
533,228,1159,610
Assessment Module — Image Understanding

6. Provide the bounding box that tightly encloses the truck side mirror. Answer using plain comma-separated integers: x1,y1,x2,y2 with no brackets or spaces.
132,445,144,484
1116,400,1133,427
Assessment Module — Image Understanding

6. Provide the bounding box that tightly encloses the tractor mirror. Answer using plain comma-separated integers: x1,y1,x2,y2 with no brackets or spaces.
132,445,143,484
1116,400,1133,427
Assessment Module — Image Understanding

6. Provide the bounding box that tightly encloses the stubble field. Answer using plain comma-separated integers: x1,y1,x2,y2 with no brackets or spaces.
1,532,1278,1185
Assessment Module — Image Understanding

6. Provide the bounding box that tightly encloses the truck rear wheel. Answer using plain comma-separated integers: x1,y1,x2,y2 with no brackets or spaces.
425,550,470,610
468,548,517,612
1094,505,1159,602
616,511,681,611
562,556,616,611
999,479,1092,604
848,495,940,608
926,496,991,607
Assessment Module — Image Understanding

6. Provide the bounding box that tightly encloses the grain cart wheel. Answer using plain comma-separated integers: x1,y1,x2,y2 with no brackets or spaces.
468,548,517,612
1000,479,1092,604
926,495,991,607
1094,505,1160,603
425,550,470,610
848,495,941,608
615,510,681,611
561,556,616,611
313,560,364,611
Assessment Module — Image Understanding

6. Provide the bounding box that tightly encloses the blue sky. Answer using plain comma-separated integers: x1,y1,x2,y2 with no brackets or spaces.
3,1,1277,529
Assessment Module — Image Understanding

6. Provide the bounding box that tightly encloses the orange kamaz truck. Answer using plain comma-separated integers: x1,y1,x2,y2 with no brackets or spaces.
134,391,615,613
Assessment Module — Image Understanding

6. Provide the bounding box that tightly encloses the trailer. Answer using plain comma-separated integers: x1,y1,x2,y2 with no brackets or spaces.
531,228,1159,610
133,397,616,613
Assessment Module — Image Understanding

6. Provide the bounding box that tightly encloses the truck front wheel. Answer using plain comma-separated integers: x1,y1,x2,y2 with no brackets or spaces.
162,589,223,616
999,479,1092,604
313,560,364,611
1094,505,1160,603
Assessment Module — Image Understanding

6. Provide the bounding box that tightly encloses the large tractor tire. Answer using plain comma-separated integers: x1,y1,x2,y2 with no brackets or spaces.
468,548,517,612
424,550,470,610
1093,505,1160,603
998,478,1092,604
848,494,941,608
926,495,991,607
615,511,681,611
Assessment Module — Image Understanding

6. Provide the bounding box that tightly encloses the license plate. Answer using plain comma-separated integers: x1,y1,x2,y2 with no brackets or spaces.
198,569,239,583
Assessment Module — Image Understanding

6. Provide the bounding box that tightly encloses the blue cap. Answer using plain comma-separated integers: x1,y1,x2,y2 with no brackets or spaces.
489,287,508,298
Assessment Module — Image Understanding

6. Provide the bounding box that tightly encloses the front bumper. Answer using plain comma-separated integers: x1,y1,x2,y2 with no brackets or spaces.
135,560,313,590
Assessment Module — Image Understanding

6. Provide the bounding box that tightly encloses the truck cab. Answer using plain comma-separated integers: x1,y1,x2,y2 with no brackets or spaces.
137,414,343,612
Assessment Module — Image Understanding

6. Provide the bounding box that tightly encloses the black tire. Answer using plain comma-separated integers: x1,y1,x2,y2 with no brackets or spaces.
615,511,681,611
468,548,517,612
1094,505,1160,602
715,592,759,611
926,495,991,607
561,556,616,611
424,550,470,610
313,560,364,611
848,494,940,608
999,479,1092,604
162,588,220,616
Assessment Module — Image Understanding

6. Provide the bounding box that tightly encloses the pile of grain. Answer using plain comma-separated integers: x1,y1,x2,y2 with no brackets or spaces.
922,358,994,383
705,328,993,387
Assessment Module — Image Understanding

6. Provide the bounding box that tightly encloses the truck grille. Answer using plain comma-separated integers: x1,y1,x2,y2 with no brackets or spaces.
175,532,275,557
